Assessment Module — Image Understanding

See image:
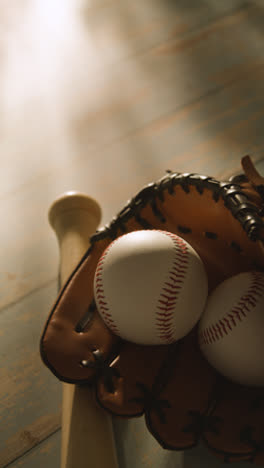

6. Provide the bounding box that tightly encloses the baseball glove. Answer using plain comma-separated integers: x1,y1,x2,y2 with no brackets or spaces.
41,155,264,464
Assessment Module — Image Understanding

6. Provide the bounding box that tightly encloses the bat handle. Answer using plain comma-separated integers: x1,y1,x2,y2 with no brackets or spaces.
48,191,119,468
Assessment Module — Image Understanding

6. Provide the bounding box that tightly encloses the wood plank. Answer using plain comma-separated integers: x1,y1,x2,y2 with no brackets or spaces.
0,1,252,200
0,414,61,468
81,0,248,63
6,430,61,468
0,283,62,467
0,1,256,202
2,4,262,190
5,428,252,468
71,3,264,146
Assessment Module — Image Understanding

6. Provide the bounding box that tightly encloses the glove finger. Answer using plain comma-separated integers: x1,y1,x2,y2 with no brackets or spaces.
96,342,171,417
146,328,219,450
204,379,264,464
203,380,264,464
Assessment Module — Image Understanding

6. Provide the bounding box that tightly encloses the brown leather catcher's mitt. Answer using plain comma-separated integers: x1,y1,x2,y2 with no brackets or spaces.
41,156,264,464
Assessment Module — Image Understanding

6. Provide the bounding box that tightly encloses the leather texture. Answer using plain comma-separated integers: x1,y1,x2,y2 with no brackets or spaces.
41,155,264,464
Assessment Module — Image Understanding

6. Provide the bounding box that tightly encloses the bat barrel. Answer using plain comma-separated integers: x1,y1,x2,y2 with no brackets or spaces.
48,191,102,284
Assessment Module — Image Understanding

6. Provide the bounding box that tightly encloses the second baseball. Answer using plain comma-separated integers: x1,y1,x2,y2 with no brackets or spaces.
198,271,264,387
94,229,208,345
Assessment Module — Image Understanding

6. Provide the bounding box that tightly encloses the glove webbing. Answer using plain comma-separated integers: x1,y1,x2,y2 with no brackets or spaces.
91,172,264,243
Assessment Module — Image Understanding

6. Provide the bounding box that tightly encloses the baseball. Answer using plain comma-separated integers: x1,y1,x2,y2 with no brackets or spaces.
198,271,264,387
94,229,208,345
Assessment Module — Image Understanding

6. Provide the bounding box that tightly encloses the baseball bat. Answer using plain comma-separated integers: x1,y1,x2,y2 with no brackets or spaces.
48,191,119,468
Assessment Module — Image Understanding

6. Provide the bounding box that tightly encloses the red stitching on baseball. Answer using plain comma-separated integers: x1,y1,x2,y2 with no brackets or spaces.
155,231,189,344
169,272,185,280
205,328,211,344
227,313,236,326
158,300,177,307
157,319,173,325
163,285,181,291
94,238,123,337
160,294,177,301
199,272,264,346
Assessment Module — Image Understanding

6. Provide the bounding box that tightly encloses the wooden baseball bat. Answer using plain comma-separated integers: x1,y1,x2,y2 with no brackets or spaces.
48,191,119,468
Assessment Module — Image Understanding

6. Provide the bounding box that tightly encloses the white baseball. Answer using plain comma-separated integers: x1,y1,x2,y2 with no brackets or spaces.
94,229,208,345
198,271,264,387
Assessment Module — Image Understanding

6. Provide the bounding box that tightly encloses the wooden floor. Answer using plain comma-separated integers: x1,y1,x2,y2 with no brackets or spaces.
1,0,264,466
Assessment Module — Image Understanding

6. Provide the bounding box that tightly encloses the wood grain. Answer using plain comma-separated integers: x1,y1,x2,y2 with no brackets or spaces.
7,431,61,468
1,1,264,312
0,413,61,468
0,283,61,467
